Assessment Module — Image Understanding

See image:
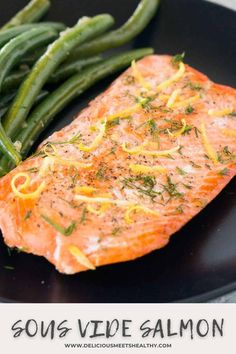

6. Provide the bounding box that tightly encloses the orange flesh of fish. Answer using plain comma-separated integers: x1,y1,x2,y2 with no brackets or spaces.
0,55,235,274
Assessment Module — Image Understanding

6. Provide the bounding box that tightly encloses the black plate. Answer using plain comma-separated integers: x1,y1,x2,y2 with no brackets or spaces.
0,0,235,303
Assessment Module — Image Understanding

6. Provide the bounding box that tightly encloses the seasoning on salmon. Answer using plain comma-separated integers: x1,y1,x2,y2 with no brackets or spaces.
0,54,235,274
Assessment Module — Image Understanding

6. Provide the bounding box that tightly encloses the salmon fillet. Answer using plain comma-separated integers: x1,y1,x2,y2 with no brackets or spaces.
0,55,235,274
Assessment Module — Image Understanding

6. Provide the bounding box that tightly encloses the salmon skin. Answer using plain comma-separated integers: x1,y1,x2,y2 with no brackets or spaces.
0,55,235,274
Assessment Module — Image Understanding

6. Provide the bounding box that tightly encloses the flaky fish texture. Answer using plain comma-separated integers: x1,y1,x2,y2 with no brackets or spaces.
0,55,235,274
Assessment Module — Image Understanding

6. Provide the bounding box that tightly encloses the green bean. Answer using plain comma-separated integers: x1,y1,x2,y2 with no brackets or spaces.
2,14,115,141
48,56,102,84
1,0,51,31
0,28,58,93
0,123,21,165
0,90,49,168
2,57,103,93
0,48,153,175
18,48,153,158
67,0,160,61
0,23,65,49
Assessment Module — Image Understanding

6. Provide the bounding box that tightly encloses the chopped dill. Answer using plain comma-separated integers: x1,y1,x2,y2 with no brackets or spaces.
25,167,39,173
148,119,157,135
124,75,135,85
218,168,230,176
107,117,120,128
218,146,235,164
175,205,184,214
162,176,183,199
24,210,32,221
41,215,77,236
96,166,107,180
172,52,185,66
194,126,200,138
71,171,78,187
122,175,161,201
182,183,192,190
135,95,155,111
190,160,201,168
178,145,184,155
176,167,187,175
185,105,194,115
161,118,192,135
112,227,122,236
80,207,88,224
187,82,203,91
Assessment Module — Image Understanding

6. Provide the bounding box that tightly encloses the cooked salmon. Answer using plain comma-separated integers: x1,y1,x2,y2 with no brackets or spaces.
0,55,235,274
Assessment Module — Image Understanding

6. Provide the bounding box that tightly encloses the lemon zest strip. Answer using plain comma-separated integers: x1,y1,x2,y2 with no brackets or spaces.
78,119,107,152
172,93,200,108
124,205,159,224
122,142,180,157
43,144,92,169
87,203,109,217
74,194,131,207
221,128,236,138
200,123,218,165
75,186,97,195
157,62,185,92
171,119,188,137
68,245,95,270
131,60,152,91
208,108,234,116
129,163,167,175
11,172,46,200
106,104,140,122
166,89,181,108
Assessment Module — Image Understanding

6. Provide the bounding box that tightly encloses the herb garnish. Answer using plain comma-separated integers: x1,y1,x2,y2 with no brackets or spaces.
112,227,122,236
80,207,88,224
190,160,201,168
162,176,183,199
24,210,32,220
175,205,184,214
96,166,107,180
71,171,78,187
25,167,39,173
124,75,135,85
122,175,161,201
185,105,194,115
148,119,157,135
172,52,185,66
41,215,77,236
176,167,187,175
161,118,193,135
218,168,230,176
218,146,235,164
135,95,155,111
194,127,200,138
187,82,203,91
107,117,120,128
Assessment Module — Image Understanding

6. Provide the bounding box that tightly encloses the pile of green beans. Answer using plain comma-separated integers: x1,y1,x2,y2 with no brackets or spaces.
0,0,160,176
2,14,115,140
